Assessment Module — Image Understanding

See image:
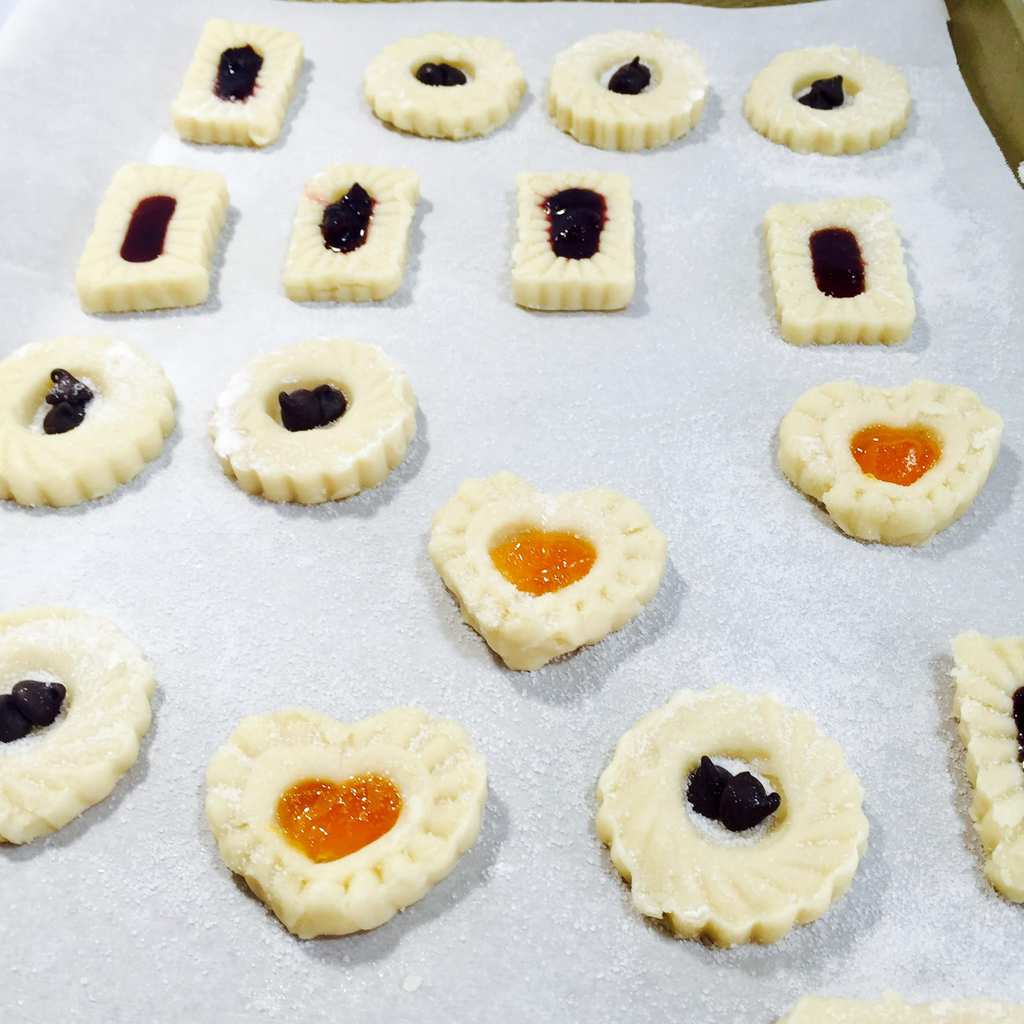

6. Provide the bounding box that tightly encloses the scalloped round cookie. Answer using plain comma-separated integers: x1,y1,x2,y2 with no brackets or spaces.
428,472,666,671
597,689,868,947
209,338,417,504
0,608,155,844
779,380,1003,545
548,31,708,151
0,337,176,507
206,707,487,938
364,33,525,140
744,46,910,155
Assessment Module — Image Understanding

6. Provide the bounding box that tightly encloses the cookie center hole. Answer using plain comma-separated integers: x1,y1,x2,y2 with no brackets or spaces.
276,775,402,863
321,183,375,254
269,381,349,432
0,672,68,746
215,44,263,102
601,56,655,95
120,195,177,263
685,755,782,842
809,227,865,298
793,72,860,107
414,61,472,87
490,528,597,596
543,188,607,261
850,423,941,486
27,369,99,435
1013,688,1024,763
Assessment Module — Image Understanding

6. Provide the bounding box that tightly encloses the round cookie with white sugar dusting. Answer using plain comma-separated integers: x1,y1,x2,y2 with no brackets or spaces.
0,608,155,845
548,31,708,151
597,689,868,947
0,336,176,507
209,338,417,504
206,706,487,938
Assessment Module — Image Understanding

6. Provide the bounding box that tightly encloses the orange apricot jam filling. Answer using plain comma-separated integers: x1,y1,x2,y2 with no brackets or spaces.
490,529,597,596
849,423,941,486
275,775,402,864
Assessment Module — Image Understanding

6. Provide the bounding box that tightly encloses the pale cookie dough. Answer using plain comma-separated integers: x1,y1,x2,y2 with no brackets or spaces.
764,198,915,345
745,46,911,155
548,31,708,151
206,706,487,938
779,380,1002,545
283,164,420,303
77,164,228,313
0,608,155,844
953,632,1024,902
781,996,1024,1023
210,338,417,504
172,18,304,147
428,472,666,671
597,689,868,947
0,336,176,507
364,33,525,140
512,171,634,311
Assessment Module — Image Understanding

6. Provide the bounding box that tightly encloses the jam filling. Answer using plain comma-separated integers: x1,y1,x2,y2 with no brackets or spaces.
809,227,865,298
215,44,263,101
1013,688,1024,763
415,62,467,87
276,775,402,863
687,756,781,833
0,680,66,743
120,195,177,263
43,369,94,435
608,57,651,95
490,529,596,596
278,384,346,432
544,188,607,260
798,74,845,110
850,424,941,486
321,183,375,254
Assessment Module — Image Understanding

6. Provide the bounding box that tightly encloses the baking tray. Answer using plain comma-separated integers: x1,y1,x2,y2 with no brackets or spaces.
1,0,1022,1021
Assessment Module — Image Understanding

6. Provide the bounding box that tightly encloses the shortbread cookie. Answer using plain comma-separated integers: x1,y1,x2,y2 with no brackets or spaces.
77,164,228,313
172,18,303,147
548,31,708,151
779,380,1002,545
0,336,176,507
512,171,634,311
0,608,155,844
781,996,1024,1022
283,165,420,303
206,706,487,938
953,632,1024,902
764,198,915,345
364,33,525,140
597,689,868,947
210,338,417,504
429,472,666,670
745,46,910,155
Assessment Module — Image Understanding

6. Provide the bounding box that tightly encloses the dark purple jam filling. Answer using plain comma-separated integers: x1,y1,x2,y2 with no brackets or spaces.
120,195,177,264
809,227,865,298
798,75,845,110
0,681,66,743
415,62,467,87
1013,687,1024,763
608,57,651,95
686,755,781,833
543,188,607,260
43,368,93,435
215,45,263,102
321,183,374,254
278,384,347,432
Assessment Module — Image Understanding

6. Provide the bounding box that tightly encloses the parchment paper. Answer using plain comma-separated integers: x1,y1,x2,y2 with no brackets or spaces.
1,0,1022,1021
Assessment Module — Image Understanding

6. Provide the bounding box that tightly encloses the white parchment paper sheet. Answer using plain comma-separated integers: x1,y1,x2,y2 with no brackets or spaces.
0,0,1022,1021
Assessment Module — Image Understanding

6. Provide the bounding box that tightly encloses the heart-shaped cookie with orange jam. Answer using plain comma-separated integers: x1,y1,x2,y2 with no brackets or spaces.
205,707,487,938
428,472,667,670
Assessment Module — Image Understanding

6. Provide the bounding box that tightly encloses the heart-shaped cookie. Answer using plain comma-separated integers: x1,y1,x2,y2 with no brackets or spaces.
205,707,487,939
428,472,667,670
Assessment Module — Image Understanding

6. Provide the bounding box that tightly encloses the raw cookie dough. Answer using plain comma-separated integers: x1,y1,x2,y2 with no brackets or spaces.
548,31,708,151
172,18,304,147
210,338,417,504
0,608,155,844
781,996,1024,1023
597,689,868,947
76,164,229,313
512,171,635,311
428,472,666,670
778,380,1002,545
0,336,176,507
364,33,525,140
745,46,910,155
764,198,915,345
283,164,420,302
953,632,1024,902
205,707,487,938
